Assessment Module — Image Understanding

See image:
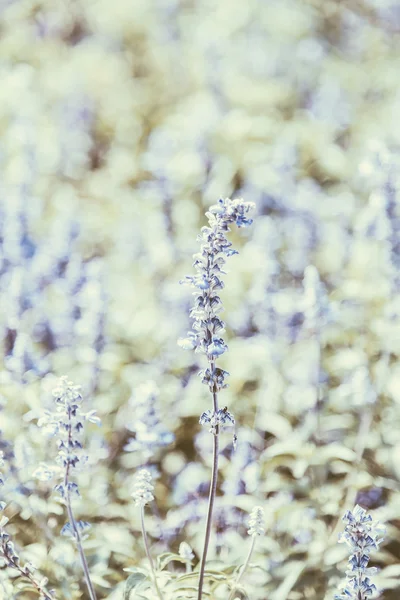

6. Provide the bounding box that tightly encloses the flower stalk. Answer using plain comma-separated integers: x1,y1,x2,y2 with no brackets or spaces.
178,197,255,600
132,469,163,600
236,536,256,585
236,506,265,586
37,377,100,600
62,401,97,600
140,507,163,600
197,411,219,599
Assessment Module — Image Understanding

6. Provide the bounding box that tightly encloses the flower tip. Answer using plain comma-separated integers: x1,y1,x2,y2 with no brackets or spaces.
248,506,265,536
131,469,155,507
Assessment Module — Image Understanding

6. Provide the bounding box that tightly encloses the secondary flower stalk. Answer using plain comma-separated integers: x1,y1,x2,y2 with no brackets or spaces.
0,454,55,599
37,377,100,600
236,506,265,585
132,469,163,600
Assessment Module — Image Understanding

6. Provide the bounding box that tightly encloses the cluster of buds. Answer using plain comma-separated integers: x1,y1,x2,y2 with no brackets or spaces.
335,505,385,600
179,541,195,562
198,367,230,393
179,541,195,574
247,506,265,537
199,407,235,435
61,520,91,540
131,470,155,507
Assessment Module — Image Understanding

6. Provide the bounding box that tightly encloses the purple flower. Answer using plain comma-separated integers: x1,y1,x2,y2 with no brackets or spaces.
179,197,255,391
179,197,255,452
335,505,385,600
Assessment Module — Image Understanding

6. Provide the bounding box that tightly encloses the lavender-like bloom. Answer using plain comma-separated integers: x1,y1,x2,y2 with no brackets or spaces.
131,469,155,507
37,377,100,496
335,505,385,600
179,196,255,389
247,506,265,537
37,377,100,600
179,197,255,600
179,197,255,429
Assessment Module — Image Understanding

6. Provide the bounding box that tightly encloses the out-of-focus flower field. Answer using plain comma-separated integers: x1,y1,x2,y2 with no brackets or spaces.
1,0,400,598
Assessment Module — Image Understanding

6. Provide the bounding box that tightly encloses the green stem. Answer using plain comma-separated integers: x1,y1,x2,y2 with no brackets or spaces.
64,492,97,600
236,535,256,585
197,370,219,600
140,506,163,600
64,412,97,600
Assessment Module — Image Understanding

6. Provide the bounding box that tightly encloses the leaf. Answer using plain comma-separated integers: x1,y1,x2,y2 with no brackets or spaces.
219,564,239,575
174,573,198,584
261,441,298,459
197,569,229,579
257,412,292,439
316,445,356,464
173,588,211,598
90,574,112,588
375,563,400,588
123,567,148,575
379,565,400,578
324,543,347,566
156,552,190,571
203,560,237,574
249,564,270,574
124,572,147,600
175,570,227,584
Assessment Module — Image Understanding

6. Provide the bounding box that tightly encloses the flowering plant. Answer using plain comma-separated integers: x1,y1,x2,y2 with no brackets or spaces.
335,505,385,600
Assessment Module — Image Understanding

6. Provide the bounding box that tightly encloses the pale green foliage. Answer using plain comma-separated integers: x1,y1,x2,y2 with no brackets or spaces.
0,0,399,599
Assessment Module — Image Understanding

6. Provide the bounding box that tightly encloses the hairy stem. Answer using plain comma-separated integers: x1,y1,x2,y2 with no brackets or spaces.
236,535,256,585
198,367,219,600
1,549,55,600
140,506,164,600
64,493,97,600
64,412,97,600
197,431,219,600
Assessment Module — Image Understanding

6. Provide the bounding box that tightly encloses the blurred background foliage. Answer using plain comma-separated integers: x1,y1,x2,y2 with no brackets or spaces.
0,0,400,598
